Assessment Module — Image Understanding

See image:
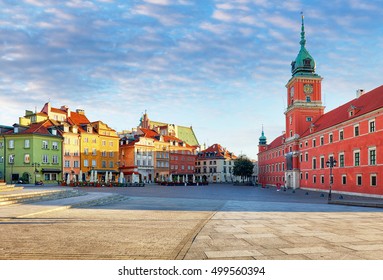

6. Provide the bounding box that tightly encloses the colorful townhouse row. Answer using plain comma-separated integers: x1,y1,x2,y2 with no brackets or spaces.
0,104,238,185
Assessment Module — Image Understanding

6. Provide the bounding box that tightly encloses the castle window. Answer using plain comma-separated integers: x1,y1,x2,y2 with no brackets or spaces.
306,117,312,122
320,156,325,168
313,139,316,147
329,133,333,143
356,174,362,186
306,96,311,102
313,175,316,184
354,150,360,166
303,58,311,67
320,136,324,146
339,153,345,167
339,130,344,140
371,174,377,187
342,175,347,185
369,120,375,133
369,148,376,165
354,125,359,136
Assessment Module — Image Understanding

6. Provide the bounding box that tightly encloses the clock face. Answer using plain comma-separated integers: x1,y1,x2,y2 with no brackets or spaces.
303,83,313,94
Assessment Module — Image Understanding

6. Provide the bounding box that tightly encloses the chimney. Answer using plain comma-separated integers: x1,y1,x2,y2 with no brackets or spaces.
76,109,85,115
356,89,365,98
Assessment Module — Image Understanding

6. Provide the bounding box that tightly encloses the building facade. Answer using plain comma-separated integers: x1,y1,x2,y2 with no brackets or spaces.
0,120,63,184
195,143,237,183
258,15,383,197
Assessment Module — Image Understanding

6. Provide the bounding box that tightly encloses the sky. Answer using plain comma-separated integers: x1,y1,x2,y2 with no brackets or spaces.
1,0,383,160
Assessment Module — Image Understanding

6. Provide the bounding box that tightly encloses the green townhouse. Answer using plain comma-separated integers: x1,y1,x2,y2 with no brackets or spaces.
0,120,63,184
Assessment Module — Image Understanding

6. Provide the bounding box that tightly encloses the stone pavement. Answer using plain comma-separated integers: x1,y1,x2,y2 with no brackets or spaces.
1,184,383,260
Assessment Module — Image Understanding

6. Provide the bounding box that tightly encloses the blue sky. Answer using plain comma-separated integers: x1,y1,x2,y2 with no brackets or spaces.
1,0,382,160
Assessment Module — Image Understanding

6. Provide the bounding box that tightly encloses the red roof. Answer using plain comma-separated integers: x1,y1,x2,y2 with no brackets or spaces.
68,111,90,125
267,135,284,150
12,120,59,136
140,128,159,138
301,85,383,137
200,143,236,159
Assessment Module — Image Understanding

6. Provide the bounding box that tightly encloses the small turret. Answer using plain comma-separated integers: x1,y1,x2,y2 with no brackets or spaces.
259,127,267,145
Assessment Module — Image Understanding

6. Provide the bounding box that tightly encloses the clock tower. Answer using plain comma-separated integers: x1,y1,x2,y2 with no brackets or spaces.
285,14,324,141
284,14,325,189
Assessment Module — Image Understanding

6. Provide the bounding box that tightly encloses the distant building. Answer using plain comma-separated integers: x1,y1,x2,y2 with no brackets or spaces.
195,143,237,183
119,128,197,183
139,112,199,147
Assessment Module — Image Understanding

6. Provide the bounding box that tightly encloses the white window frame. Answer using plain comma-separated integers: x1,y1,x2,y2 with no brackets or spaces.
24,139,30,148
9,140,14,149
356,174,362,186
354,150,361,167
368,147,376,166
369,119,376,133
42,154,49,164
52,155,58,164
339,152,345,167
42,140,48,149
370,174,377,187
354,124,360,137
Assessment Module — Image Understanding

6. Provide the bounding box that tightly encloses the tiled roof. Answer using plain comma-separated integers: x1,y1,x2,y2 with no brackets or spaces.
267,135,284,150
139,128,159,138
301,85,383,137
51,107,65,114
68,111,90,125
177,125,199,146
200,143,236,159
17,120,58,136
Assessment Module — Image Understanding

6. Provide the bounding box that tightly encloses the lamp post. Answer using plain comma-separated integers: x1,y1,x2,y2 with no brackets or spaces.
32,162,40,185
326,157,337,201
9,155,14,184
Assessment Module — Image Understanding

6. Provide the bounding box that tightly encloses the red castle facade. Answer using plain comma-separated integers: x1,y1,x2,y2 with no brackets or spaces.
258,16,383,197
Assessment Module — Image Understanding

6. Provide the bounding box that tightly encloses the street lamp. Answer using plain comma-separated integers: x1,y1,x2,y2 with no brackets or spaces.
32,162,40,185
9,155,14,184
326,157,337,201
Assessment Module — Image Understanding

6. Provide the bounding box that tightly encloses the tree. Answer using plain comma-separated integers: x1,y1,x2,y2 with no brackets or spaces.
233,155,254,183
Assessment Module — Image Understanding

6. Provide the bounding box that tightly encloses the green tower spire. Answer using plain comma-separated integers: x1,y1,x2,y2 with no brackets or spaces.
300,12,306,47
291,12,317,77
259,126,267,145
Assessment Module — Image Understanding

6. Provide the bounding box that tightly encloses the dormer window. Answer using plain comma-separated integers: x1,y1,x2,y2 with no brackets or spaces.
303,58,311,67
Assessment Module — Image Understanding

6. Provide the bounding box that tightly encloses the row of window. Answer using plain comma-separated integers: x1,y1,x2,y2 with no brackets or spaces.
64,151,80,156
170,165,194,170
301,173,377,187
263,173,378,187
302,148,377,168
83,149,115,157
170,156,194,161
301,119,376,149
5,154,59,164
196,160,233,166
195,166,233,174
260,162,285,173
3,139,59,150
64,160,80,168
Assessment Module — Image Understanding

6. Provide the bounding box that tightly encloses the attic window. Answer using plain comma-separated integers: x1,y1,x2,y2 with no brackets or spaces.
303,58,311,67
349,111,353,117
